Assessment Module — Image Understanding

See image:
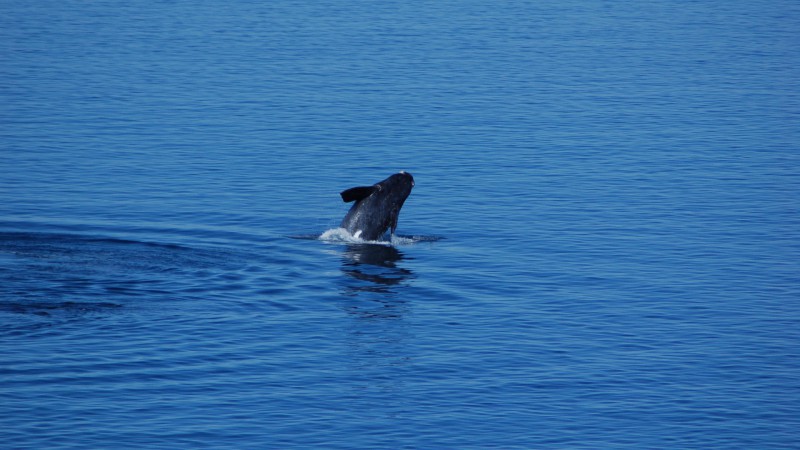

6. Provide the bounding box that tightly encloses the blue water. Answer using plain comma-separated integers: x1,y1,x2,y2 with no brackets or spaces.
2,0,799,448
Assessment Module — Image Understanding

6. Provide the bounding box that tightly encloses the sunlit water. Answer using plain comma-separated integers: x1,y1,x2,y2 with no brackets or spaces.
2,0,799,448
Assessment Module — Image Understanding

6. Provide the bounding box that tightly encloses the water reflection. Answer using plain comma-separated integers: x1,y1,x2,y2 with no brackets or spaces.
341,244,413,291
338,244,414,318
338,244,415,400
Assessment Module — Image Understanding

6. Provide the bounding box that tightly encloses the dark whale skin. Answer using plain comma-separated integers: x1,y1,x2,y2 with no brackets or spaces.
339,172,414,241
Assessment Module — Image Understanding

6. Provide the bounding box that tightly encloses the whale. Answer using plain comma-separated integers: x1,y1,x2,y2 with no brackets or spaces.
339,171,415,241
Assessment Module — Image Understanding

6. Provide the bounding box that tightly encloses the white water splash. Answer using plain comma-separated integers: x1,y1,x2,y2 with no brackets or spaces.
318,228,423,246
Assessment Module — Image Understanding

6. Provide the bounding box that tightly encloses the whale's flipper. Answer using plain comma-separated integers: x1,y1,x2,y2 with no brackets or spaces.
341,186,378,203
389,207,400,235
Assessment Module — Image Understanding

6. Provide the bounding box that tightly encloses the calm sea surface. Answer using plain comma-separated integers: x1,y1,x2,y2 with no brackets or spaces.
1,1,798,448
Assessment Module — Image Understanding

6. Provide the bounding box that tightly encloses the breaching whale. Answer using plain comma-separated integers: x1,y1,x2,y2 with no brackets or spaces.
339,171,415,241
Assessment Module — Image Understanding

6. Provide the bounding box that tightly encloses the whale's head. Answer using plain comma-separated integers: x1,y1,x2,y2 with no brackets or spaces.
379,171,414,205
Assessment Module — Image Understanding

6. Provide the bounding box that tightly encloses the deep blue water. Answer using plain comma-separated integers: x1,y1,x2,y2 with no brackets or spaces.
2,0,799,448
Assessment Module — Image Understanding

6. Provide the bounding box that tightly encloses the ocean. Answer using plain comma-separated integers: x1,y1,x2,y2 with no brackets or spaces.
1,0,798,448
